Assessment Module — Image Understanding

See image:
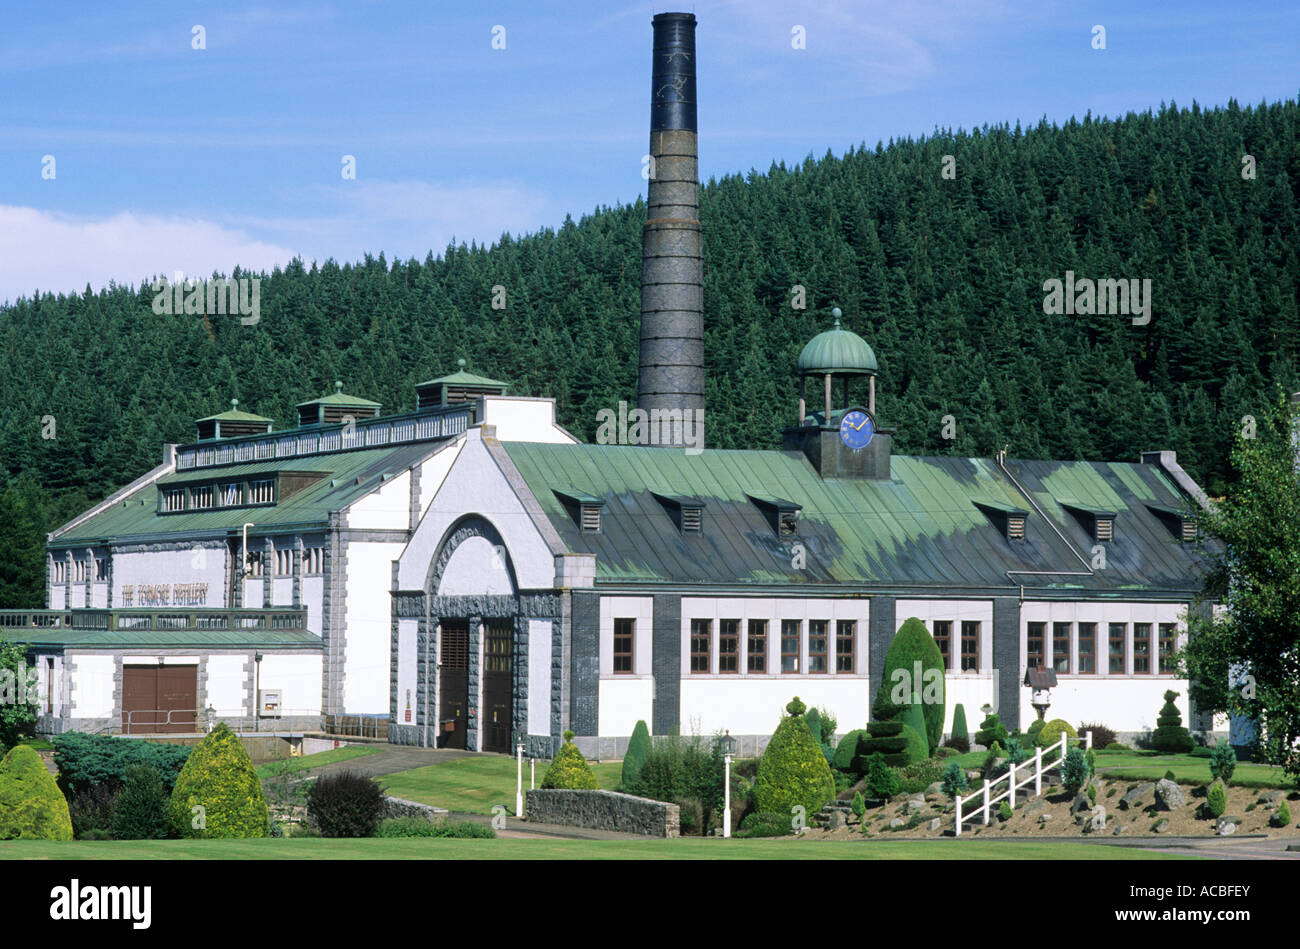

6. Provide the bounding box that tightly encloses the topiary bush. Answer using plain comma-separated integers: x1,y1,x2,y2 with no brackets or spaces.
306,771,387,838
831,729,867,773
998,800,1012,822
1061,747,1090,796
753,698,835,819
897,756,946,794
622,719,651,791
941,761,969,798
945,703,970,753
109,764,169,840
167,722,269,838
900,703,931,758
974,710,1009,749
864,753,899,799
1272,799,1292,828
1035,719,1078,748
898,722,930,768
1209,739,1237,785
52,731,192,795
0,743,73,840
880,618,946,751
1026,719,1045,743
850,790,866,820
1205,780,1227,818
542,730,599,790
1151,690,1195,753
735,811,791,838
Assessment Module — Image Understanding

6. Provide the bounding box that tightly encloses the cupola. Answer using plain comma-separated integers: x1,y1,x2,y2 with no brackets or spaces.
415,359,509,410
296,382,382,427
195,399,272,441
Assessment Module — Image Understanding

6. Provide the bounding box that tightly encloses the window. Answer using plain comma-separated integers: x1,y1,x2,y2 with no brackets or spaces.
51,561,65,583
162,488,186,512
1052,622,1071,674
95,558,107,582
960,620,980,672
192,485,214,509
1077,623,1096,674
808,620,828,674
933,620,953,670
1133,623,1152,674
220,482,242,506
74,560,87,583
835,620,855,673
581,504,601,533
745,619,764,673
249,479,274,504
780,619,800,673
690,619,710,674
613,618,634,674
245,552,264,577
275,549,293,576
1108,623,1126,673
304,547,324,575
1027,621,1045,669
1158,623,1177,674
719,620,739,673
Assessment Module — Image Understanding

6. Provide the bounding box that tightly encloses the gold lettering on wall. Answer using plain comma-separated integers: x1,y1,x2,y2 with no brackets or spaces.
118,583,209,607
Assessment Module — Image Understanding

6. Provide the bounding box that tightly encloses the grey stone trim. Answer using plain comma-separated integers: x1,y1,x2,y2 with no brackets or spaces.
261,536,272,607
244,654,256,719
424,593,560,619
570,591,599,736
389,611,400,725
651,593,681,735
992,596,1020,727
560,592,572,735
868,595,896,710
513,614,529,747
393,591,426,617
108,539,226,555
321,514,345,715
197,655,209,715
419,617,432,733
292,539,302,608
336,529,411,542
467,616,482,750
551,616,563,742
111,656,122,727
409,461,422,531
423,515,517,598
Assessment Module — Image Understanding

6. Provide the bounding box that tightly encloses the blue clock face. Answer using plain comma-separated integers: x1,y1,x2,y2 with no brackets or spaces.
839,410,874,451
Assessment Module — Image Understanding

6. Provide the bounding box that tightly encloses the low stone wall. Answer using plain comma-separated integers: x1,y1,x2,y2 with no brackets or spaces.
383,796,449,821
525,789,679,838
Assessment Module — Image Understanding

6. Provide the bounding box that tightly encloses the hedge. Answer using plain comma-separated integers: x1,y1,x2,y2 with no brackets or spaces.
0,743,73,840
52,731,192,794
375,817,496,838
622,720,651,791
753,698,834,818
167,723,269,838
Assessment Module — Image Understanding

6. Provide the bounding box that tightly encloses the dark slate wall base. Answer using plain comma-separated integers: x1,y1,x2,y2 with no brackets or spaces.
868,596,896,711
570,592,599,736
992,596,1021,728
652,594,681,735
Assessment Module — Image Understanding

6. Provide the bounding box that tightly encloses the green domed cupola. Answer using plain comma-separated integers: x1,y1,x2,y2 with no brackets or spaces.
797,309,878,375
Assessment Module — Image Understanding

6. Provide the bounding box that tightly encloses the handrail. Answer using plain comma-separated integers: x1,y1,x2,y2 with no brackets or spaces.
118,707,322,735
0,608,308,634
954,730,1092,836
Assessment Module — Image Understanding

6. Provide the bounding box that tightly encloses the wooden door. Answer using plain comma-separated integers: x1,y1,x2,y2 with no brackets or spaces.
482,620,514,753
438,620,468,749
122,664,197,733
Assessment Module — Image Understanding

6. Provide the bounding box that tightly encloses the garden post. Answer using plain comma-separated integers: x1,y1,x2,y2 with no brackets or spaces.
723,752,733,839
1008,760,1016,808
1086,730,1093,751
982,779,990,825
515,743,523,818
1034,746,1042,795
955,793,963,837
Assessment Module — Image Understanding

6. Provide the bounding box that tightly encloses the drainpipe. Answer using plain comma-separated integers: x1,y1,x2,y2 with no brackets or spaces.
995,450,1094,600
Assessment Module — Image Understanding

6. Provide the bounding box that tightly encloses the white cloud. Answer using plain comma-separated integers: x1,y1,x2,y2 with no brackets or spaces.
0,206,298,305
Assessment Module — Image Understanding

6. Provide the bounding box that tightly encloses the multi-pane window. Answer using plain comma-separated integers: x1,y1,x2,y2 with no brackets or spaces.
304,547,324,575
960,620,980,672
95,558,108,581
248,479,274,504
802,620,825,673
51,561,66,583
1052,622,1071,674
780,619,800,673
220,482,242,507
932,620,952,670
275,549,293,575
162,488,186,512
690,619,711,674
73,560,86,582
835,620,855,673
1027,622,1045,668
1158,623,1177,674
745,619,765,673
1108,623,1127,673
1077,623,1096,674
613,618,634,674
719,620,739,673
245,551,264,577
192,485,214,509
1133,623,1152,674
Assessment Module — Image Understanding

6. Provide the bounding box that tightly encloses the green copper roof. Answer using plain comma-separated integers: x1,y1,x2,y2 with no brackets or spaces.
296,382,381,408
797,311,878,375
418,369,509,389
195,399,272,424
501,442,1213,592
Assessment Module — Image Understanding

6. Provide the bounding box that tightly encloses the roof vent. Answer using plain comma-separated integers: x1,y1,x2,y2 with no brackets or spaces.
555,490,604,534
975,500,1029,542
1059,501,1117,543
748,494,801,537
652,492,706,534
416,360,509,410
1147,504,1197,543
296,382,382,427
195,399,272,441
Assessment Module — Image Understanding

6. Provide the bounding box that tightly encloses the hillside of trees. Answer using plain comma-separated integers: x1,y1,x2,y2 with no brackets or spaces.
1,96,1298,606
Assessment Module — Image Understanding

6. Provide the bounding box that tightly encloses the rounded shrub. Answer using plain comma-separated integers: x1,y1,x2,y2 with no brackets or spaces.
0,743,73,840
307,771,387,838
736,811,791,838
1272,799,1292,828
1035,719,1078,748
881,618,946,751
998,800,1012,822
831,729,867,773
542,731,599,790
167,722,269,838
621,719,651,791
753,698,835,818
1205,780,1227,819
109,764,168,840
1151,690,1195,753
1026,719,1045,743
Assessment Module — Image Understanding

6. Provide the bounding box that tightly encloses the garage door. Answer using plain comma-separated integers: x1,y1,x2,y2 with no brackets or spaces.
122,664,198,734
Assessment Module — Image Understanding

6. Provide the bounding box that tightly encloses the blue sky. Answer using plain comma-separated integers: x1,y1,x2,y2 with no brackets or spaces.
1,0,1296,304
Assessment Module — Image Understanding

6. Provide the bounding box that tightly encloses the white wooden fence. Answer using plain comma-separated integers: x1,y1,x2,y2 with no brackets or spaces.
954,731,1092,836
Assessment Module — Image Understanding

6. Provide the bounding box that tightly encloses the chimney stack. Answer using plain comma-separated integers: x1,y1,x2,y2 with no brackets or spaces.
638,12,705,447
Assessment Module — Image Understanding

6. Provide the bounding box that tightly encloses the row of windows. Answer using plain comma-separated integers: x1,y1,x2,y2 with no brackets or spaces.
931,620,981,673
247,546,326,577
50,559,108,583
612,618,859,676
1027,621,1178,675
162,478,275,513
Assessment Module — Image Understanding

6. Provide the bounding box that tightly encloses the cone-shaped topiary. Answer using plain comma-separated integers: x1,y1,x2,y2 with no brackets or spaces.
543,730,599,789
1209,739,1236,784
831,729,867,773
879,617,946,751
1272,799,1292,828
622,720,651,791
753,698,835,818
804,707,821,746
900,703,931,759
947,703,969,753
864,752,899,799
168,723,269,838
1152,690,1194,753
1205,779,1227,818
0,743,73,840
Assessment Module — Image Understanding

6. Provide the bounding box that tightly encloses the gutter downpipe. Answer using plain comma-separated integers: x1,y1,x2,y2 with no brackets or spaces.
995,449,1094,603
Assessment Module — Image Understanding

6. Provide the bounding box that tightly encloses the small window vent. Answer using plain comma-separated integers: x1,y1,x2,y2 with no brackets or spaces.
1094,517,1113,542
1181,520,1197,542
652,492,706,535
581,505,601,533
747,494,802,537
1147,503,1199,544
974,501,1030,542
1059,501,1117,544
555,490,605,534
681,507,702,533
1007,514,1026,540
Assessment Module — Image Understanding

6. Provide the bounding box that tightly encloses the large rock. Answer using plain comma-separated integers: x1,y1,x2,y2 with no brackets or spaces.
1152,818,1171,834
1154,779,1185,811
1069,792,1092,815
1258,790,1286,806
827,810,846,830
889,817,906,829
904,797,927,815
1023,798,1047,818
1216,816,1239,836
925,782,944,797
1112,823,1127,836
1119,782,1156,811
1083,807,1107,834
927,817,942,832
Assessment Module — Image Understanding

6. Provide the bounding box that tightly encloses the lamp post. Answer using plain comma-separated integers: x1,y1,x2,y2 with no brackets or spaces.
515,742,524,818
722,730,738,839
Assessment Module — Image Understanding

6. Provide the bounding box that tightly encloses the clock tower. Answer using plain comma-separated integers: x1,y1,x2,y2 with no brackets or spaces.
782,308,894,479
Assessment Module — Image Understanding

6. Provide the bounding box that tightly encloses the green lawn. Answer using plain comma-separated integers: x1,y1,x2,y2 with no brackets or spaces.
378,755,622,813
0,837,1192,860
254,745,383,779
1093,751,1294,789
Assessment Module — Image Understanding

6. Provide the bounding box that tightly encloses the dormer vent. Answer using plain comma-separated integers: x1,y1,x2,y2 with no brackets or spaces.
653,492,706,534
975,500,1029,542
296,382,381,427
555,490,604,534
195,399,273,441
748,494,801,537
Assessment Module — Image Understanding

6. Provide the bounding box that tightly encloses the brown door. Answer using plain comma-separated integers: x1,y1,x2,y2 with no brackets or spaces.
122,664,197,733
482,620,514,753
438,620,468,749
